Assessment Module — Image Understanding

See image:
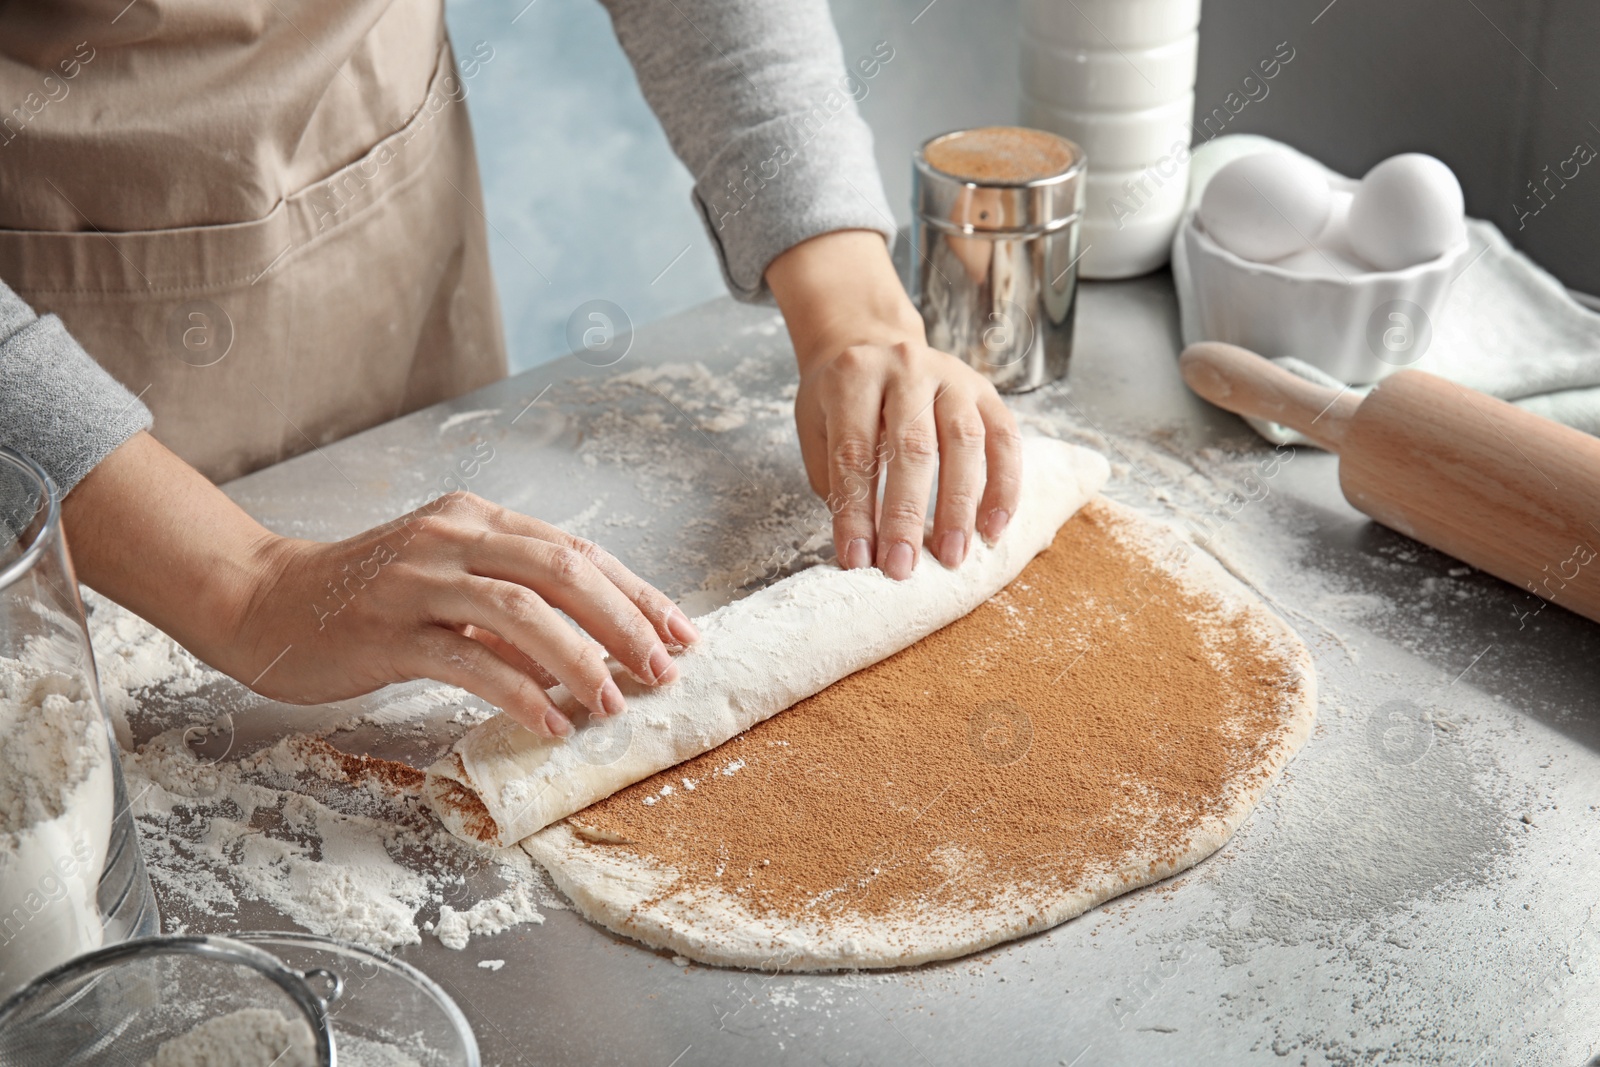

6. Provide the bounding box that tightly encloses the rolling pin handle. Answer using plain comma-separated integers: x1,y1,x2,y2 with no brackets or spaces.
1178,342,1359,453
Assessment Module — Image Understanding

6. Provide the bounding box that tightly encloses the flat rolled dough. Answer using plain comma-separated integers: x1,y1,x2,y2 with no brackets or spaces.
523,500,1317,971
422,437,1111,848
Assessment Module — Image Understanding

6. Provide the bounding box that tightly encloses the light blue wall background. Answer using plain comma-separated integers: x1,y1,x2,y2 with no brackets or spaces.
442,0,1020,373
446,0,1600,374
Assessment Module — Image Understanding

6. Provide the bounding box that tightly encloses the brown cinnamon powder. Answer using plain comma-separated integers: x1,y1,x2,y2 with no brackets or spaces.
567,502,1301,931
923,126,1078,184
290,736,427,796
428,754,500,842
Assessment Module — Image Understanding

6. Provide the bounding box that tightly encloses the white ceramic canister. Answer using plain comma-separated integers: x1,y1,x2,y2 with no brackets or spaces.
1021,0,1200,278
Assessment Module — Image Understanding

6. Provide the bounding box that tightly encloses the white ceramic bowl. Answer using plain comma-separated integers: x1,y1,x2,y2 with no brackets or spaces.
1175,196,1468,384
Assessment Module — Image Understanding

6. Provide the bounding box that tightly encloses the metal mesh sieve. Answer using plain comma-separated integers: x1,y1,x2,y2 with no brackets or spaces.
0,935,335,1067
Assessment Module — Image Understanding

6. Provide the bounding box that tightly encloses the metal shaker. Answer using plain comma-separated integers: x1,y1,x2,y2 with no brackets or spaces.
912,127,1086,393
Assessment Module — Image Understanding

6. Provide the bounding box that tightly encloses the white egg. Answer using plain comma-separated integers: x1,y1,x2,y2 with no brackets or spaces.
1197,152,1332,263
1347,153,1466,271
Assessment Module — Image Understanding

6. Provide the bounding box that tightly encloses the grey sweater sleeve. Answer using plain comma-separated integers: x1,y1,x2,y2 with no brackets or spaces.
599,0,897,302
0,280,151,496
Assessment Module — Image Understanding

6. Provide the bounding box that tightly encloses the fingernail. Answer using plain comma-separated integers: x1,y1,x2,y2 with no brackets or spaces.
935,530,966,568
545,706,572,737
649,645,679,684
666,609,699,646
600,678,626,718
884,540,916,581
844,537,871,570
982,509,1011,545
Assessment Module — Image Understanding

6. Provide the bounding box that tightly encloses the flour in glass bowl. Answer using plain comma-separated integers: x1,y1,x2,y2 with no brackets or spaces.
0,655,114,996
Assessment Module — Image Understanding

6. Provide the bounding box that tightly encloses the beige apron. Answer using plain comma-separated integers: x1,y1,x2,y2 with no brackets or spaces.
0,0,506,482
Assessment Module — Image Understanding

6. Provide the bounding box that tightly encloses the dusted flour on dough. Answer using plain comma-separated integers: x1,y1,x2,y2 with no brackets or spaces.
424,436,1112,847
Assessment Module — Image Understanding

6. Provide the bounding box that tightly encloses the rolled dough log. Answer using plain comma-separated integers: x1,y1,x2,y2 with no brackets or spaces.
423,437,1110,848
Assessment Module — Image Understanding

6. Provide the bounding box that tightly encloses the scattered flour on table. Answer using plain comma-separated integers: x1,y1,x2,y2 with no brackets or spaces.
126,726,552,951
557,353,829,608
337,682,493,731
150,1007,315,1067
1195,724,1510,960
436,408,500,434
82,595,556,954
83,589,210,747
551,497,607,540
432,870,545,951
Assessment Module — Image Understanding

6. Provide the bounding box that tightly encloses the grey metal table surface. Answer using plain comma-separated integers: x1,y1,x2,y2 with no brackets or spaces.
145,276,1597,1066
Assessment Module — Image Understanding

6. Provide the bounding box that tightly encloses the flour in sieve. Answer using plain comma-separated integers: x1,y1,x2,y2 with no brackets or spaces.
149,1007,316,1067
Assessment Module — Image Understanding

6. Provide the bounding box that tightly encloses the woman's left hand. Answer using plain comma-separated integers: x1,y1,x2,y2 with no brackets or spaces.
766,230,1023,581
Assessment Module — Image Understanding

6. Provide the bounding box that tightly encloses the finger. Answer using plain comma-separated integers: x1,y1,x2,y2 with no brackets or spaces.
409,626,569,737
472,533,679,689
485,513,699,650
448,577,627,722
823,361,886,572
929,386,988,568
975,392,1024,544
795,398,831,501
875,379,941,580
456,623,561,690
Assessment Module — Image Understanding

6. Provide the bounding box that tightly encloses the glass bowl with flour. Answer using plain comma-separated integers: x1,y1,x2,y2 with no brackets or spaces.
0,932,480,1067
0,447,158,998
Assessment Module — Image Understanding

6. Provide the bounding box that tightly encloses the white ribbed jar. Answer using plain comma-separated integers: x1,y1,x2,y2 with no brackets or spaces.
1020,0,1200,278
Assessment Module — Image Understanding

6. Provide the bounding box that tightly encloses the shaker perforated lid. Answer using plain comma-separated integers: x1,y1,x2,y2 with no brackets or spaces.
915,126,1085,235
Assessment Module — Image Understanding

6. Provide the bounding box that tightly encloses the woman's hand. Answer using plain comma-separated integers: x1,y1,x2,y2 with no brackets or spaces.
238,493,697,736
766,230,1022,580
64,432,696,737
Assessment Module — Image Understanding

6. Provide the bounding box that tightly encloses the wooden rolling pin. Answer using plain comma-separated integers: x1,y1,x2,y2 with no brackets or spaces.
1179,341,1600,624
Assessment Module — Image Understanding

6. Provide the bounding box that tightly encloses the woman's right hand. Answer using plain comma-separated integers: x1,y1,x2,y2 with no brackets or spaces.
232,491,698,738
64,432,696,739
